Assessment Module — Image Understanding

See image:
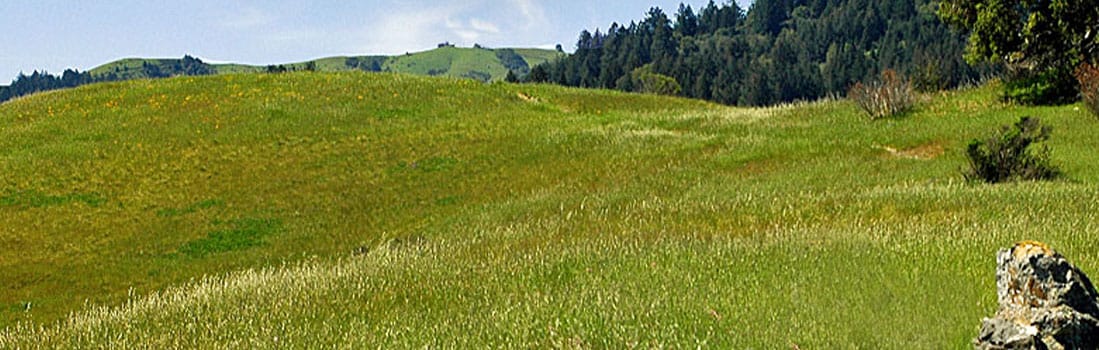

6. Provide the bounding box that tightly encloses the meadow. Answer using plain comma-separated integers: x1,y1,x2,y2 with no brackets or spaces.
1,71,1097,348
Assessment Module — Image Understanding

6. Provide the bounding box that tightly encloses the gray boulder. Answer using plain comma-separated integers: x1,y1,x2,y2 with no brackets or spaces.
975,241,1099,349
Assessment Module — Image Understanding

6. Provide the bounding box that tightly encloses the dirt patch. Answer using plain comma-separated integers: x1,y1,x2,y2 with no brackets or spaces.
876,142,945,160
516,92,539,103
738,158,780,176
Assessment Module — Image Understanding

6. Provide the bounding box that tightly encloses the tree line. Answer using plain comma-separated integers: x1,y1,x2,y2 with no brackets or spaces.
0,55,214,104
0,69,92,103
525,0,998,106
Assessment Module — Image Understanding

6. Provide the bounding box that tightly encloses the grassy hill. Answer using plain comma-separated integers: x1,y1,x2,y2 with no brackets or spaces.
88,46,562,82
86,58,265,79
1,72,1098,348
386,46,520,81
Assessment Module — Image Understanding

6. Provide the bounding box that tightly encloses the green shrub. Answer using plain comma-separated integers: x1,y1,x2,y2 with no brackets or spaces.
1002,67,1078,105
848,69,915,120
621,64,682,96
965,116,1061,183
1075,62,1099,118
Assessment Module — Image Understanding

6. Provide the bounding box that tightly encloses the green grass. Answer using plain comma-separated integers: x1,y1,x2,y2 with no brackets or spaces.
0,190,105,208
384,46,507,81
177,218,282,258
211,63,265,75
156,198,224,217
0,73,1098,348
513,48,566,67
87,58,159,77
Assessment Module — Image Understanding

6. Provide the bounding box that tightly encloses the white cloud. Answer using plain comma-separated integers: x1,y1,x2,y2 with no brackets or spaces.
510,0,548,30
357,5,507,52
312,1,555,56
444,18,464,30
470,18,500,34
221,7,276,29
444,17,502,42
364,8,455,54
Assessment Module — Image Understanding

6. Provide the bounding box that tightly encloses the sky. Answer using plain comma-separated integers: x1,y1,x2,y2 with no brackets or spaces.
0,0,753,84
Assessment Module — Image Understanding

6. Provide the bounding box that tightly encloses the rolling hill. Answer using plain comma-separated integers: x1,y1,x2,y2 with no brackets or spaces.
1,72,1098,347
87,46,563,82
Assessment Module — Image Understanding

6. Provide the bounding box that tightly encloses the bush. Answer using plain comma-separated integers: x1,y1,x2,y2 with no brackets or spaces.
1075,62,1099,118
1003,67,1078,106
849,69,915,120
623,64,682,96
965,116,1061,183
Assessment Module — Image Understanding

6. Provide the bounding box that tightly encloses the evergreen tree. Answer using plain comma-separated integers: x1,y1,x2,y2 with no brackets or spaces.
527,65,549,83
675,4,699,37
530,0,992,106
179,55,213,76
0,68,97,104
746,0,788,35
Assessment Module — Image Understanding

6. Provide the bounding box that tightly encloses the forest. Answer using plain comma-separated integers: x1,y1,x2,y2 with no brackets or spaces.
527,0,998,106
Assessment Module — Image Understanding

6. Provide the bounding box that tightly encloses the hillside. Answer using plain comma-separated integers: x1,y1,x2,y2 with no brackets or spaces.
85,58,265,79
87,46,562,82
2,72,1099,347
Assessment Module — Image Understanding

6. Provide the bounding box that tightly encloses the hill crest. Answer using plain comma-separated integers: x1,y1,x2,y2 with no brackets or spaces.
87,46,563,83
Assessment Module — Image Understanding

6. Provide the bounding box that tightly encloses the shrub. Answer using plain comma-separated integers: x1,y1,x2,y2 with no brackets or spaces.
965,116,1061,183
1003,67,1079,106
623,64,682,96
849,69,915,120
1075,62,1099,118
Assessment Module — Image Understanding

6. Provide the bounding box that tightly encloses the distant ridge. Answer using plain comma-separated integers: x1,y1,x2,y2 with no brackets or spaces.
88,46,563,83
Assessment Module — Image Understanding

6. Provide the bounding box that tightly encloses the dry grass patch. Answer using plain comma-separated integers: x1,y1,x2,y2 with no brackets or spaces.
875,142,945,160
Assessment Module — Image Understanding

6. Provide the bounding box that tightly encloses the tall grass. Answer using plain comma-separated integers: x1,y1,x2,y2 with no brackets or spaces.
2,72,1099,347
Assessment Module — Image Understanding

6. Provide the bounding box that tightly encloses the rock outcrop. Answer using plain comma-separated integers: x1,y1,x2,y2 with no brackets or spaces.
975,241,1099,349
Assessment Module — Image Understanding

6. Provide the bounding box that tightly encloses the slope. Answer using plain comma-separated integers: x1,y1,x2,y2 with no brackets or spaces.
2,73,1099,348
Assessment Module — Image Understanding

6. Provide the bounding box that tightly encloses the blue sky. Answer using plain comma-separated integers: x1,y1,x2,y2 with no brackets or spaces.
0,0,752,84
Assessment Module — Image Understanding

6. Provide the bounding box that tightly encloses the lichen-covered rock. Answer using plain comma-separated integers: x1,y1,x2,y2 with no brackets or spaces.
975,241,1099,349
